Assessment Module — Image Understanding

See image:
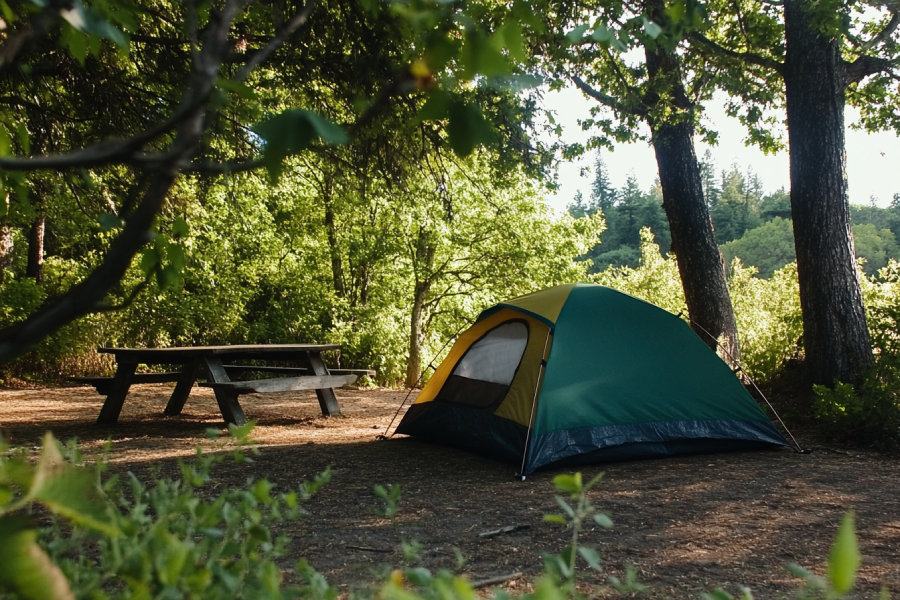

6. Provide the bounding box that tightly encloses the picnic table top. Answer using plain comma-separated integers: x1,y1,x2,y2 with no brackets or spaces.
98,344,341,360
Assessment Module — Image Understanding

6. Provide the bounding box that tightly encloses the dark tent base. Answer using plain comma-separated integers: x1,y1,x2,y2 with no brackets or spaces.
396,403,788,474
395,402,528,465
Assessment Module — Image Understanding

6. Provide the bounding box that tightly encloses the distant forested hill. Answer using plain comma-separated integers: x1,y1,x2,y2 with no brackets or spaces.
571,152,900,276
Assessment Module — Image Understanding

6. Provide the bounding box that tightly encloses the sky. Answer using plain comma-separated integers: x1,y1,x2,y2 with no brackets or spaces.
542,85,900,213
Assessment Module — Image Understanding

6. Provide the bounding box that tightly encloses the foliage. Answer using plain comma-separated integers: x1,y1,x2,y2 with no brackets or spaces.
813,261,900,447
0,447,890,600
541,473,614,592
0,425,332,600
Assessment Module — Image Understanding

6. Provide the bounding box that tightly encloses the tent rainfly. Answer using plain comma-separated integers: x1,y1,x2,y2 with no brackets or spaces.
395,283,788,475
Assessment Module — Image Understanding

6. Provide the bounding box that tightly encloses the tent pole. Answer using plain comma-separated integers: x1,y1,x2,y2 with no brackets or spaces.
517,327,552,480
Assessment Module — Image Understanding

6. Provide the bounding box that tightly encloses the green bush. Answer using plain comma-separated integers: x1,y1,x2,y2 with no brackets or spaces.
812,267,900,448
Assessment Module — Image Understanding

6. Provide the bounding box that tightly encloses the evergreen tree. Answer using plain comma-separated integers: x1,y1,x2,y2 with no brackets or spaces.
590,153,618,212
568,190,589,219
699,149,720,208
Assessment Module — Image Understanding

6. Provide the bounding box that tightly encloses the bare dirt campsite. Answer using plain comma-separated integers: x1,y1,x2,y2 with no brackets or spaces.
1,384,898,598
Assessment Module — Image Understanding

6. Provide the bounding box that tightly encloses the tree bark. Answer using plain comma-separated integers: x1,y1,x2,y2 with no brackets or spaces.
644,35,741,360
405,229,435,388
26,215,45,282
406,279,431,388
322,175,345,298
783,0,873,385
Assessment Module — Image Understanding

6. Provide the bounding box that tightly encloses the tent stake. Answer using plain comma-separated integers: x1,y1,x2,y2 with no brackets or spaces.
516,328,552,480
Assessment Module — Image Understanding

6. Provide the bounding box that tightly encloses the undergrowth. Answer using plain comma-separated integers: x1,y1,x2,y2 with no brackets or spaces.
0,428,892,600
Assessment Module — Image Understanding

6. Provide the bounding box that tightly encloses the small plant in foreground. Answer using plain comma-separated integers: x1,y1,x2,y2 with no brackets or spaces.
373,483,402,520
542,472,614,593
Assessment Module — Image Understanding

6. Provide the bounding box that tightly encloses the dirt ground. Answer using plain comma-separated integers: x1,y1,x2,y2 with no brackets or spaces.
1,384,898,598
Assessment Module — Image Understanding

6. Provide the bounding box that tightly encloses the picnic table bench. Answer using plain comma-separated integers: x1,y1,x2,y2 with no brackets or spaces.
81,344,370,426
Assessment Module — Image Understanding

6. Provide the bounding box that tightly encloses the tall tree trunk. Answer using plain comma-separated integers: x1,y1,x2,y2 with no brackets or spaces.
406,279,431,388
644,38,741,360
405,229,435,388
26,215,45,283
783,0,873,385
322,179,345,298
0,194,12,284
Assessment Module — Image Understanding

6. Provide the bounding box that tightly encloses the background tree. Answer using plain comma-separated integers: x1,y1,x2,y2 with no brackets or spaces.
545,0,742,358
692,0,899,384
0,0,556,365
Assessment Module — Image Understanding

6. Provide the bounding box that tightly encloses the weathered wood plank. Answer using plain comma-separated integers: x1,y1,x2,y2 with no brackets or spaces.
98,344,342,362
164,361,201,416
223,365,376,377
307,351,342,416
72,372,183,395
203,357,247,425
96,361,138,424
199,374,357,395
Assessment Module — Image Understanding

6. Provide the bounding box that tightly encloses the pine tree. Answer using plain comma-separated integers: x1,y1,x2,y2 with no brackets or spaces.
590,153,618,212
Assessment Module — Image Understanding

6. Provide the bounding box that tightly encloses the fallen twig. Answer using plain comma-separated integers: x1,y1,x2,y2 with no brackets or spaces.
472,572,524,588
478,524,531,538
345,544,392,553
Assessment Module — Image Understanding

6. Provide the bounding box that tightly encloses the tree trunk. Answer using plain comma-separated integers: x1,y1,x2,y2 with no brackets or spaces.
405,229,436,388
783,0,873,385
644,39,741,361
26,215,45,283
406,280,430,388
322,181,345,298
0,194,11,284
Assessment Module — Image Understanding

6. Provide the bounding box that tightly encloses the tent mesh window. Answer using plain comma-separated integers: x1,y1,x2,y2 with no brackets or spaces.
435,320,529,410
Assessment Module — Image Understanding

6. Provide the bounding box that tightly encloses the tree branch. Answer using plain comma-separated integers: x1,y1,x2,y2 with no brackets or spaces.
861,11,900,52
689,32,784,76
234,0,315,82
571,75,642,116
844,54,895,87
0,0,246,364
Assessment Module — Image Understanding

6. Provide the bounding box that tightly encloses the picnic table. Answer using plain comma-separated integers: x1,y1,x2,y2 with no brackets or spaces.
80,344,367,426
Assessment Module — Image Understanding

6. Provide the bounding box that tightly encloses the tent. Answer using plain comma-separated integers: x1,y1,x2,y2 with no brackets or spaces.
395,283,787,475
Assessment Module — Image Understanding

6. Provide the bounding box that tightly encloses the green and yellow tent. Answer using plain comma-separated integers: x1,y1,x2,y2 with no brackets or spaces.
395,283,787,475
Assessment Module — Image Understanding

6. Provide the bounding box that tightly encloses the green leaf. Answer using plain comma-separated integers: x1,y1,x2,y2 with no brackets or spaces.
157,264,180,290
827,511,860,594
565,24,590,43
172,217,189,238
497,20,526,63
0,0,16,24
418,89,451,121
553,473,582,495
98,213,122,231
578,546,602,571
554,496,576,519
0,128,10,156
0,515,75,600
61,0,127,46
252,109,348,182
217,78,258,100
593,513,613,528
140,248,159,277
26,434,119,536
446,100,495,156
543,514,568,524
642,17,662,39
166,243,186,270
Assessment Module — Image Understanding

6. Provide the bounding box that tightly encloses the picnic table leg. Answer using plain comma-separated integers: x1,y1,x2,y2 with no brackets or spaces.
96,361,138,424
164,361,201,416
203,357,247,426
306,351,342,416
